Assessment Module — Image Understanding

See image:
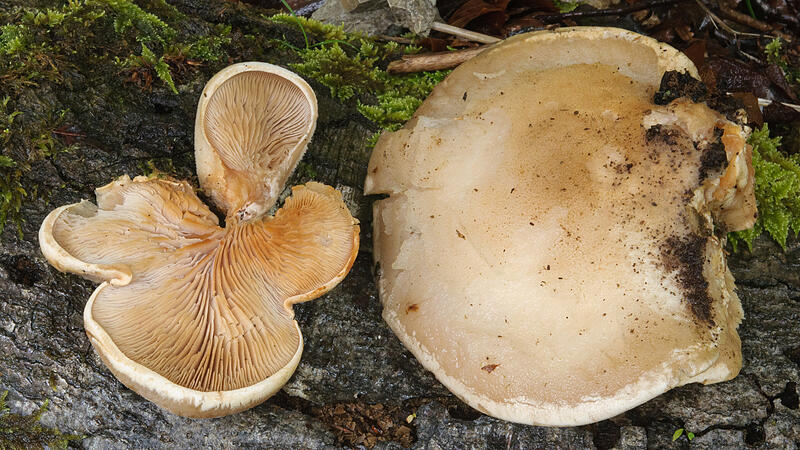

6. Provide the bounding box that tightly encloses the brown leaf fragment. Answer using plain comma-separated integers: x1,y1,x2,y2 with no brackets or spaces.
763,101,800,124
481,363,500,373
766,64,799,101
682,39,706,69
728,92,764,126
449,0,511,28
703,57,776,100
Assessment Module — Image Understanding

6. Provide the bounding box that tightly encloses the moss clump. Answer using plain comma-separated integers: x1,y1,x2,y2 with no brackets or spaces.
0,97,26,236
269,13,358,45
0,0,232,93
138,158,176,178
183,24,232,62
125,42,179,93
0,391,82,449
358,70,448,131
765,38,800,92
729,124,800,251
105,0,176,45
290,42,385,101
295,161,318,180
0,0,235,235
270,13,447,134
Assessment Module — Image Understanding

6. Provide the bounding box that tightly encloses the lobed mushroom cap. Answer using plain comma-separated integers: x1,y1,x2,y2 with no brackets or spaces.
365,27,753,426
40,177,358,417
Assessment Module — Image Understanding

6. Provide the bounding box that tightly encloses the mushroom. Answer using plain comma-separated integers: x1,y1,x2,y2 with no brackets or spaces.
39,62,359,418
364,28,756,426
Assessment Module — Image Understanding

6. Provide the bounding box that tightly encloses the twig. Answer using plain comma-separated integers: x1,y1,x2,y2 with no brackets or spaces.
52,130,85,137
376,35,415,45
524,0,685,25
717,6,794,42
757,97,800,113
737,50,764,64
430,22,501,45
693,0,768,39
387,47,487,74
717,6,771,31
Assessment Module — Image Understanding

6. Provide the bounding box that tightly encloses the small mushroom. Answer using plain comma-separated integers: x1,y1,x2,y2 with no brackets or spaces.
39,63,359,417
195,62,317,221
365,28,755,426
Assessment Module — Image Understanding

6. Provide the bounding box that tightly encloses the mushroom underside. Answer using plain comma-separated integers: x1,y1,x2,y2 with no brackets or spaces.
195,66,318,218
41,177,358,416
39,62,359,418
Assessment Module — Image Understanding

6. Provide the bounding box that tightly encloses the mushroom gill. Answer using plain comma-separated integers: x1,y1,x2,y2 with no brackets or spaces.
365,28,755,426
39,63,359,418
195,63,317,220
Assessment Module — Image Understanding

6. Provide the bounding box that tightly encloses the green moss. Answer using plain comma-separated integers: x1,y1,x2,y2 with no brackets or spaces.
183,24,232,62
271,14,448,133
0,0,232,90
766,38,783,64
295,161,318,180
765,38,800,93
102,0,176,45
142,43,178,93
0,98,21,144
0,0,240,235
553,0,580,13
290,43,384,101
143,0,185,23
358,70,449,131
138,158,177,178
269,13,358,46
0,97,25,236
729,124,800,251
0,391,82,449
0,96,74,234
0,170,26,237
0,25,30,57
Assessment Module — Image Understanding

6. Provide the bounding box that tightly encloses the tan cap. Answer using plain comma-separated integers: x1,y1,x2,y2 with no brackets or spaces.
365,27,754,426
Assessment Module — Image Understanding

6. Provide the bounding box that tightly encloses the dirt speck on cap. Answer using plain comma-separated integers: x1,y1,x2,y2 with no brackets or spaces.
660,234,715,325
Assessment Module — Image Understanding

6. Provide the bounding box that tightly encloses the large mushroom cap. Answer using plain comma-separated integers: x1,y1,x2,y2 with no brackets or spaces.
39,63,359,418
365,27,755,426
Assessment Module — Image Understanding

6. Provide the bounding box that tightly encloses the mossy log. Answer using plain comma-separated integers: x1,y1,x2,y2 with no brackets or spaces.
0,0,798,448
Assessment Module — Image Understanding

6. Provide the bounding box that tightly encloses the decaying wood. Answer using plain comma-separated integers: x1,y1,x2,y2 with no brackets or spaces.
387,47,487,74
693,0,769,39
717,6,794,42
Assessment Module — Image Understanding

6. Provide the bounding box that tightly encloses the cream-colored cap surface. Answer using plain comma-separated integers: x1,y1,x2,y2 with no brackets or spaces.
365,27,754,426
